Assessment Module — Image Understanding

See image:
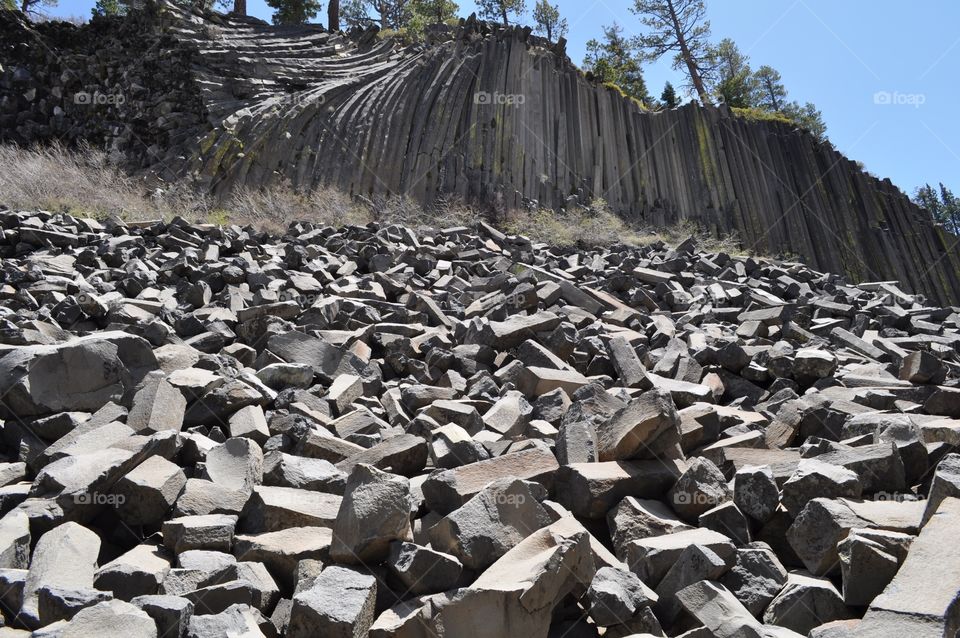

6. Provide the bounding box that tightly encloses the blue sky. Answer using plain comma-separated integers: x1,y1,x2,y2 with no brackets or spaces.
47,0,960,197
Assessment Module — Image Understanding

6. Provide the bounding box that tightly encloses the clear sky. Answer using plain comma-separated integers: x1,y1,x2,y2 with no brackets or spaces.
45,0,960,198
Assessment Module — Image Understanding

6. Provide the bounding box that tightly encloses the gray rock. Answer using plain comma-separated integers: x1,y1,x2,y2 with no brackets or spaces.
733,465,779,525
114,456,187,525
587,565,656,627
163,514,237,555
429,477,552,570
21,522,101,628
720,544,789,617
330,464,411,564
204,437,264,493
132,594,194,638
288,565,376,638
781,459,862,517
595,390,679,462
667,457,732,522
385,541,463,596
675,579,765,638
763,572,852,634
60,599,158,638
607,496,693,559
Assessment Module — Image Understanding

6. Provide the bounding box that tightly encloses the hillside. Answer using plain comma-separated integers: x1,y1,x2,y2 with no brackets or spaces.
2,1,960,305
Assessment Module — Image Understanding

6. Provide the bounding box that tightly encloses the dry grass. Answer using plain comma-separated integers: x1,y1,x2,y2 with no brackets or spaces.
0,143,747,255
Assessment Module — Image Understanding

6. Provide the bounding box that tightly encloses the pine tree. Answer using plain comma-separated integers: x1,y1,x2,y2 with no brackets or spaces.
19,0,57,16
532,0,566,41
708,38,755,108
341,0,411,29
409,0,457,23
915,183,960,234
584,23,651,105
752,65,787,112
781,101,826,142
661,81,678,108
630,0,712,104
91,0,124,15
476,0,524,26
266,0,323,25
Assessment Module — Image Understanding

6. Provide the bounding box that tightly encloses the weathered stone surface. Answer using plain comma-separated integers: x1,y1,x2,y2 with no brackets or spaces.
288,566,376,638
421,448,559,514
587,565,656,627
596,390,679,462
675,580,765,638
241,485,341,532
430,478,552,570
787,498,924,576
114,456,187,526
655,543,732,624
128,375,186,434
852,497,960,635
922,453,960,526
330,464,412,565
733,465,780,525
0,511,30,570
204,438,264,493
556,459,685,519
608,496,693,560
60,599,158,638
763,572,852,635
720,543,789,618
386,541,463,596
668,457,732,522
626,527,736,586
837,529,907,607
21,522,101,628
781,459,862,517
94,542,172,600
163,514,237,555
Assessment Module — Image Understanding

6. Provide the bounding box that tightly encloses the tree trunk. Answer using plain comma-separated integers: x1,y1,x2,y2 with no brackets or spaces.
232,0,246,16
328,0,340,31
666,0,710,105
501,8,508,25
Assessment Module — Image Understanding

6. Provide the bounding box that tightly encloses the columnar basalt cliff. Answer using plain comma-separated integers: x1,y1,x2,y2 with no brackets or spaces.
2,2,959,304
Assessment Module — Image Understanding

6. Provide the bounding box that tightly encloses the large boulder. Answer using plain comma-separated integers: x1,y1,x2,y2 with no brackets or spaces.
330,464,412,564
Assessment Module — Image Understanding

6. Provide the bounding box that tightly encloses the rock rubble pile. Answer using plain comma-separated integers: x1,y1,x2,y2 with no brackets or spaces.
0,209,959,637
